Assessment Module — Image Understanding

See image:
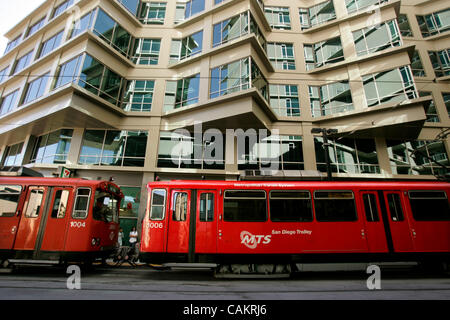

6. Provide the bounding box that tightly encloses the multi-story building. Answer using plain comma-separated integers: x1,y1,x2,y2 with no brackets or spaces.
0,0,449,237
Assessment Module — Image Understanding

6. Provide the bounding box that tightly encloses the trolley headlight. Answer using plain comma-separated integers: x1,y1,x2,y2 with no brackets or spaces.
91,238,100,246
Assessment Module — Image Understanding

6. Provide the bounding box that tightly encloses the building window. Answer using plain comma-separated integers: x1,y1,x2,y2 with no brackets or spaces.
363,66,417,107
51,0,74,19
304,36,344,70
37,30,64,59
2,142,24,166
264,7,291,30
53,53,124,107
267,43,295,70
443,93,450,117
4,35,22,54
213,12,249,47
138,2,166,24
353,20,401,56
419,91,439,123
184,0,205,19
164,74,200,111
398,14,413,37
210,57,249,98
0,90,19,116
93,9,133,58
314,137,380,174
428,49,450,78
238,135,304,171
299,0,336,30
387,140,449,176
130,38,160,65
118,0,140,15
309,81,354,117
12,50,33,74
346,0,388,14
411,51,426,77
0,67,9,83
22,73,50,105
25,17,46,38
79,130,148,167
77,54,125,106
157,131,225,170
69,10,95,40
170,31,203,63
30,129,73,164
54,54,83,89
269,84,300,117
417,9,450,38
210,57,268,102
121,80,154,111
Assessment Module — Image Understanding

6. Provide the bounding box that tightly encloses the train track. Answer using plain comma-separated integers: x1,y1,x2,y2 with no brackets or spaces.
0,267,449,300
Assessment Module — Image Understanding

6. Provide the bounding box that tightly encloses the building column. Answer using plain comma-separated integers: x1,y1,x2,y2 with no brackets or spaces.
225,129,238,173
67,128,84,165
302,123,317,171
375,137,392,176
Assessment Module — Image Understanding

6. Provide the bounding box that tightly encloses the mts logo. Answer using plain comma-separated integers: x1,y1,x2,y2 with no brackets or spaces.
240,231,271,249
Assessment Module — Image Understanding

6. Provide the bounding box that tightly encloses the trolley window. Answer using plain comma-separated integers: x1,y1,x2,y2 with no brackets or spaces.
314,191,357,222
150,189,166,221
387,193,404,221
72,188,91,219
270,191,312,222
224,190,267,222
0,185,22,217
200,193,214,222
172,192,188,221
51,190,70,219
93,190,119,223
408,191,450,221
25,188,45,218
363,194,380,222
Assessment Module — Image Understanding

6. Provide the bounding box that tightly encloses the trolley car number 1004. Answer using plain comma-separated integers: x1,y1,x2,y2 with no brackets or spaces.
70,221,86,228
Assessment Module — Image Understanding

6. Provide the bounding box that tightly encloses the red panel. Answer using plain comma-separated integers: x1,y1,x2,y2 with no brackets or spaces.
0,185,25,250
13,187,47,251
141,188,167,253
359,191,389,253
40,188,73,252
166,190,191,254
383,191,415,252
195,190,217,253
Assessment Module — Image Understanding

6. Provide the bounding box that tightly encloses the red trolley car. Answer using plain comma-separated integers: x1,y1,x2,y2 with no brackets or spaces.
140,180,450,274
0,176,123,266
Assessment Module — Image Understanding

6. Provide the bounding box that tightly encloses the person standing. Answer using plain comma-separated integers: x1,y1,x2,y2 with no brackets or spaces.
118,227,124,247
129,226,138,250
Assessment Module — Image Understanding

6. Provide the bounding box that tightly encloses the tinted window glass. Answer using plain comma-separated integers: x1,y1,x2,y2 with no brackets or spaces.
51,190,69,218
200,193,214,222
224,190,267,222
150,189,166,220
73,188,91,219
173,192,188,221
387,193,404,221
314,191,357,222
270,191,312,222
363,193,380,222
409,191,450,221
0,185,22,217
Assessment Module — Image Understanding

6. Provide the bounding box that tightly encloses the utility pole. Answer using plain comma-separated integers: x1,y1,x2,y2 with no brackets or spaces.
311,128,338,181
